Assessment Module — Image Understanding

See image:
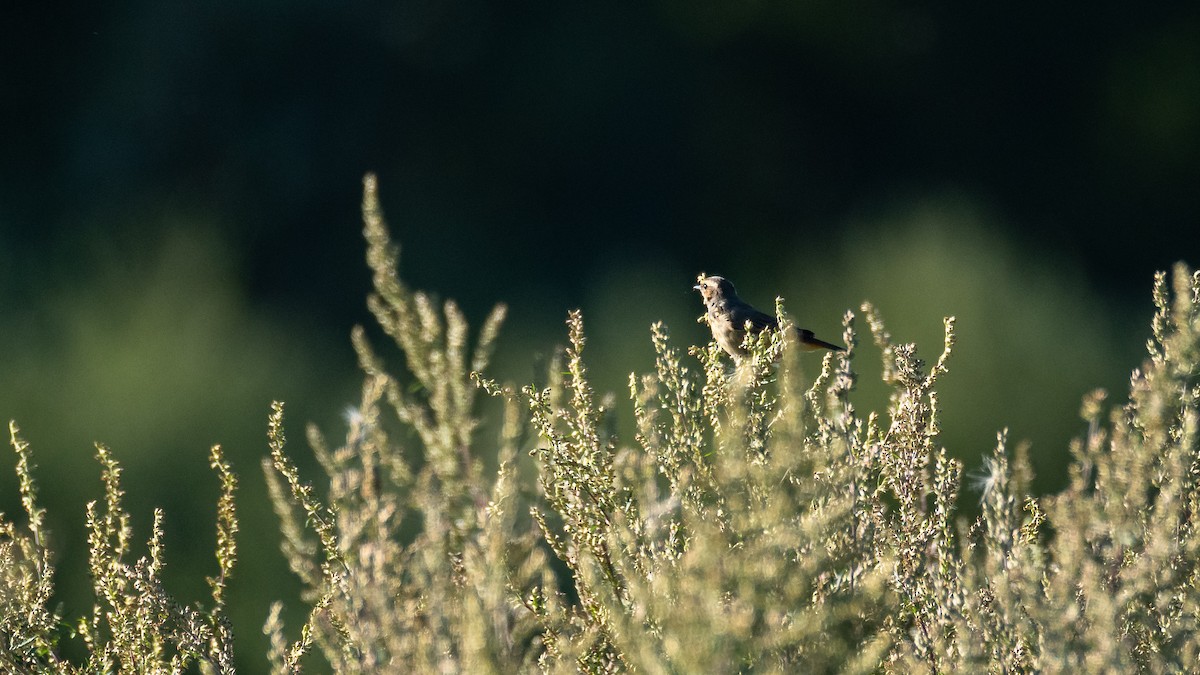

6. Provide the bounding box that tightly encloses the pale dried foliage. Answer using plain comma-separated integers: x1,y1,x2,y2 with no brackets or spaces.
3,175,1198,673
1,426,238,673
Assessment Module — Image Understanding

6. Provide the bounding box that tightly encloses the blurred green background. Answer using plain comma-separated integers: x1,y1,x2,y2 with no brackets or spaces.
2,1,1197,669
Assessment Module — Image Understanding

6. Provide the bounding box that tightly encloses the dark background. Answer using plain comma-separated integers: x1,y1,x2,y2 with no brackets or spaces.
2,2,1197,669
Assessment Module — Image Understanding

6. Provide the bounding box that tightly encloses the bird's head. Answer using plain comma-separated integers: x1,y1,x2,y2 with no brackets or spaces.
693,275,737,304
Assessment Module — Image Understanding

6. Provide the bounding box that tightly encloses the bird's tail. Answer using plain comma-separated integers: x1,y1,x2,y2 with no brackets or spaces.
797,329,845,352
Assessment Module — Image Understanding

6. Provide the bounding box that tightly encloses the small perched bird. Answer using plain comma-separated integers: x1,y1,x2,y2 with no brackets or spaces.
694,275,844,358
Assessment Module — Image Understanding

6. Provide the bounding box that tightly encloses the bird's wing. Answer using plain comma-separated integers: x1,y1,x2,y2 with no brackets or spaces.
728,303,778,332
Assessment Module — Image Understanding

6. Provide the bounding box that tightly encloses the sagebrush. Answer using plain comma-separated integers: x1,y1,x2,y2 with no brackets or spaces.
2,174,1197,673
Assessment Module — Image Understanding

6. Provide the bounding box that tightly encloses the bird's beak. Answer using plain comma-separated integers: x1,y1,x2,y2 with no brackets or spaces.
692,284,702,291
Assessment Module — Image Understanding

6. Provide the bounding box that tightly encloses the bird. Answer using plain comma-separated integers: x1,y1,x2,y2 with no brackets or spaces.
694,274,844,358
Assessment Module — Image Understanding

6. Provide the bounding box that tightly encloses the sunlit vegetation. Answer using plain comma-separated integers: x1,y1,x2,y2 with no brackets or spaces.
3,176,1197,672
